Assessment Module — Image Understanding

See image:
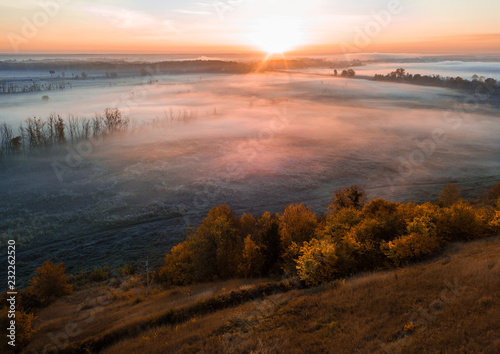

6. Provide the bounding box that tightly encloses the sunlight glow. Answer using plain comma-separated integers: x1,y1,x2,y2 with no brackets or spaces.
247,17,304,54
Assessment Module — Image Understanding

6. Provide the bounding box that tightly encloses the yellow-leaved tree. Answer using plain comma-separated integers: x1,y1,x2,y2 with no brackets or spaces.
29,260,73,306
296,238,338,286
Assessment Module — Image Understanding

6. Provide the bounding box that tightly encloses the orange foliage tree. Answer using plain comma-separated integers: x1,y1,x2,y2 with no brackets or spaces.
28,260,73,306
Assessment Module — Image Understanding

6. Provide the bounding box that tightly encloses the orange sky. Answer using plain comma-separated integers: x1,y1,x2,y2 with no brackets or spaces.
1,0,499,54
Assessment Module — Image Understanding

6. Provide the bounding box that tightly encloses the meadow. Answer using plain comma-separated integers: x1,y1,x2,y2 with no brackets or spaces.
1,58,499,287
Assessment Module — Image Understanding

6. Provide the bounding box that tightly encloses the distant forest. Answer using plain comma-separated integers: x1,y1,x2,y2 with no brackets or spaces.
374,68,499,94
0,58,360,77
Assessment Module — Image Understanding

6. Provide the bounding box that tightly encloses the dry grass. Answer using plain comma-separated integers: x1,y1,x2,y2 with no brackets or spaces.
26,278,272,353
27,237,500,353
108,237,499,354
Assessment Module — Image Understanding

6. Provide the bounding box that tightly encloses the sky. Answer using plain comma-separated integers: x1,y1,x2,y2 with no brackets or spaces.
0,0,499,54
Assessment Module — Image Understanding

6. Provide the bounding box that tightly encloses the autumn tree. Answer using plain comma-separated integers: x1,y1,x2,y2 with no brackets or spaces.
28,260,72,306
320,207,362,243
484,183,500,205
159,238,196,285
279,204,317,275
190,205,242,281
296,238,338,286
438,183,462,207
381,215,441,266
240,235,265,278
279,204,317,249
436,201,483,241
256,211,281,274
329,185,367,213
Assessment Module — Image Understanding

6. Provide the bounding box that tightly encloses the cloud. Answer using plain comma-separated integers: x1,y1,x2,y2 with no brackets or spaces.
173,9,212,16
82,4,179,35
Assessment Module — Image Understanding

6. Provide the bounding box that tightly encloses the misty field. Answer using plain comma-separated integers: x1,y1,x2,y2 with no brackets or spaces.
1,68,499,287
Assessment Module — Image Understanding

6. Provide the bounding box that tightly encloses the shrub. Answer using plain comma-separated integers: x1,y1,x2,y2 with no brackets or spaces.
90,265,110,282
489,208,500,233
296,238,339,286
437,202,483,241
118,263,135,277
381,216,441,266
159,241,195,286
28,260,72,306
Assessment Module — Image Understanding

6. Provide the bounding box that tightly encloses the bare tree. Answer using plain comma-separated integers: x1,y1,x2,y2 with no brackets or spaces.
141,256,152,297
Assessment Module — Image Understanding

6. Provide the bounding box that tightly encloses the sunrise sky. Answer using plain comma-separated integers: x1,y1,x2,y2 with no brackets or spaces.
1,0,499,54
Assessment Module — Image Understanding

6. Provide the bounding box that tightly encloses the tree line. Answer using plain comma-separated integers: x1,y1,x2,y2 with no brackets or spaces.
159,183,500,287
374,68,499,94
0,108,128,158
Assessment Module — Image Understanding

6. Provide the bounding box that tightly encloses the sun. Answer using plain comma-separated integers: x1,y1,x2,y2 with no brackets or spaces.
248,17,304,54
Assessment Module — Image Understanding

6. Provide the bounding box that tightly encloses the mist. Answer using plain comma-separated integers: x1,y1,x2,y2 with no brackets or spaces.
1,64,499,286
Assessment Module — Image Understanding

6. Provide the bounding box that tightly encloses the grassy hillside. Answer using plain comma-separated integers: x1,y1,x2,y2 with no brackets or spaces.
25,236,499,353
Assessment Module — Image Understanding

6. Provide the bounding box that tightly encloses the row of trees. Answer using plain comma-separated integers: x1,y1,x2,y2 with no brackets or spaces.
0,79,69,94
374,68,499,93
333,69,356,77
159,183,500,287
0,108,128,157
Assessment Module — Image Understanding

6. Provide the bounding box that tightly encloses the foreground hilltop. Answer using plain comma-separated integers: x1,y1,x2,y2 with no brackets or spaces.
23,236,499,353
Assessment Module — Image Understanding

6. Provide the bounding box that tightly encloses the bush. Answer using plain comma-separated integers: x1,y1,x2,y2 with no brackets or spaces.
28,260,72,306
381,216,441,266
159,241,195,286
90,265,110,282
437,202,484,241
296,238,339,286
118,263,135,277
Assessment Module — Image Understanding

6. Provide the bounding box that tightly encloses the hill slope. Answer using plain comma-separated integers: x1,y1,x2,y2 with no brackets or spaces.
27,237,499,353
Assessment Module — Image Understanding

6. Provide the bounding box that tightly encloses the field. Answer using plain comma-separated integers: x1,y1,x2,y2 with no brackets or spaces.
1,60,500,287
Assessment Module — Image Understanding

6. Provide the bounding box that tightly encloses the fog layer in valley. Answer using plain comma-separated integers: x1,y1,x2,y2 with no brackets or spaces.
1,66,499,287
